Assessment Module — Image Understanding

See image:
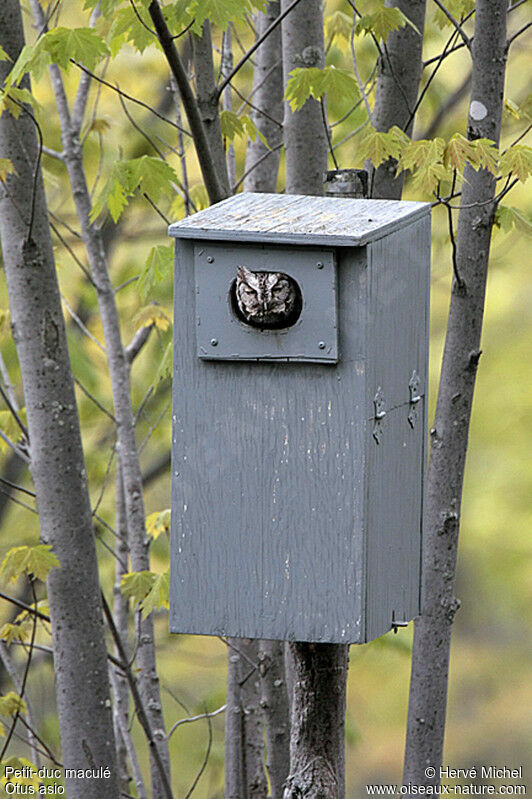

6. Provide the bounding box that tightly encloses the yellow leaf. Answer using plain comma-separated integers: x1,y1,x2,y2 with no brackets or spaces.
0,692,27,718
0,545,60,583
0,158,16,181
146,509,171,539
0,623,29,646
499,145,532,183
133,303,171,331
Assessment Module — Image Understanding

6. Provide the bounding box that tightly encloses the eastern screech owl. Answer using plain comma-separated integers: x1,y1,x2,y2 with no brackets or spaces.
234,265,301,329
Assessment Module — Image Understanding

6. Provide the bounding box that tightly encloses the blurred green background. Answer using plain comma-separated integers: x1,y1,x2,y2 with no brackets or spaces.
0,1,530,795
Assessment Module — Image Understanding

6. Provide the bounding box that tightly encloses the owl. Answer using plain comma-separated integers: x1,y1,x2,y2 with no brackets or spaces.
234,265,301,329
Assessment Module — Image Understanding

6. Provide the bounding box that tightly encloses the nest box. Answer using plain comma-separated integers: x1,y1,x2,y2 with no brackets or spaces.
168,192,430,644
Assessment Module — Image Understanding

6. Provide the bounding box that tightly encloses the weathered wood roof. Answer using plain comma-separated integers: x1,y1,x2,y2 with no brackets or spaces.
168,192,430,247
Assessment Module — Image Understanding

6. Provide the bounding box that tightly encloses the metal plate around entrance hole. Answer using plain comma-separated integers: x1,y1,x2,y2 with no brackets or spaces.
193,242,338,362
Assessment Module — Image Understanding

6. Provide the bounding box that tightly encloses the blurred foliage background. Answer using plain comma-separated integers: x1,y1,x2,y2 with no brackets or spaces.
0,0,530,795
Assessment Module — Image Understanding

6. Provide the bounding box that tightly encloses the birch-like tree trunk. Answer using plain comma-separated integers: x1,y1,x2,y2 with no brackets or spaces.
403,0,508,788
27,2,172,794
369,0,427,198
193,21,231,196
237,6,290,793
0,2,120,796
259,640,290,799
244,2,284,193
281,0,328,195
281,3,348,796
221,26,237,188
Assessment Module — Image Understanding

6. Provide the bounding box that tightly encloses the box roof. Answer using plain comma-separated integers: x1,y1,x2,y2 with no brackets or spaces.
168,192,430,247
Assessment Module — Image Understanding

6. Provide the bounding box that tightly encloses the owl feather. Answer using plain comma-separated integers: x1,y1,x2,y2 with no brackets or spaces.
235,265,300,329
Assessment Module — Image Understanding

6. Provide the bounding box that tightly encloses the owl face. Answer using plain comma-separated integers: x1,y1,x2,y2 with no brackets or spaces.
234,265,301,329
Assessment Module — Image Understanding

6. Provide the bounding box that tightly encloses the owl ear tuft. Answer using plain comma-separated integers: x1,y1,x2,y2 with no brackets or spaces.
237,265,252,282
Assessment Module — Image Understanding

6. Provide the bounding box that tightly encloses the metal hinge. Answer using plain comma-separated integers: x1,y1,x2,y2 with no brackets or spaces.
408,370,422,429
391,610,409,634
373,386,386,444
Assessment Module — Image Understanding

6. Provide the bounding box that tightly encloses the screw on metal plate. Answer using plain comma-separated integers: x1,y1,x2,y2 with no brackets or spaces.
210,338,218,347
317,261,324,269
207,255,214,263
318,341,326,349
373,386,386,444
408,370,422,428
391,610,409,634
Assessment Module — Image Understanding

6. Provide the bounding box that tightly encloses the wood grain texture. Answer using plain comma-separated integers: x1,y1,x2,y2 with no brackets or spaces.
169,209,430,644
364,216,431,641
171,241,367,643
168,192,430,248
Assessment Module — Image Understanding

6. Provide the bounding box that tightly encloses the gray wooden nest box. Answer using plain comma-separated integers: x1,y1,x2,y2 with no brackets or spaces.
168,192,430,644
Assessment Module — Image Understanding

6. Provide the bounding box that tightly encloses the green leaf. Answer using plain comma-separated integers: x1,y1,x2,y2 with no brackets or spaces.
325,10,353,52
444,133,498,174
470,138,499,174
6,43,51,87
42,27,109,71
0,44,12,62
355,5,418,42
397,137,450,193
140,571,169,619
120,570,156,605
84,0,122,13
356,125,410,169
186,0,266,34
0,693,27,718
444,133,478,171
220,109,245,140
146,509,171,539
135,156,177,202
0,87,41,120
152,341,173,390
494,205,532,236
433,0,475,29
499,145,532,183
0,545,60,583
285,66,359,112
91,156,176,222
220,111,269,147
84,0,125,15
109,6,156,54
399,137,445,171
138,245,174,302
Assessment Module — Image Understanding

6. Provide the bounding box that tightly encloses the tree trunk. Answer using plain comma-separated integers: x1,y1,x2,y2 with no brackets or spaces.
284,644,348,798
403,0,508,789
221,26,237,189
281,0,328,196
0,3,120,796
244,2,284,193
259,640,290,799
225,639,268,798
27,2,172,793
193,20,231,196
238,7,289,791
281,3,347,796
369,0,427,198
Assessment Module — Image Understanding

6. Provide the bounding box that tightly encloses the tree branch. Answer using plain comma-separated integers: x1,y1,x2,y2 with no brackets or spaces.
216,0,305,99
147,1,228,204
